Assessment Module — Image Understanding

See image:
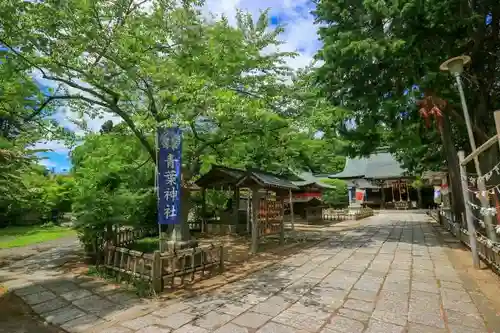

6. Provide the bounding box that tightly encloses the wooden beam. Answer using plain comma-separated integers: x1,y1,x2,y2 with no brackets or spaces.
495,110,500,155
250,187,260,254
289,189,295,230
461,134,499,165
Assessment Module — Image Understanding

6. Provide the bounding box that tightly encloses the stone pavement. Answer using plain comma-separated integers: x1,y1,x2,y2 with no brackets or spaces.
0,235,79,265
0,212,495,333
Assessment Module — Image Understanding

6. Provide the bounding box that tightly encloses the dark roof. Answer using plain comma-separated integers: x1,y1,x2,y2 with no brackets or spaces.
196,165,298,190
236,169,299,190
329,152,409,180
195,165,245,189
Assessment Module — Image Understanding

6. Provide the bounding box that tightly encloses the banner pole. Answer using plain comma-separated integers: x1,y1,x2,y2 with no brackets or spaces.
155,127,162,253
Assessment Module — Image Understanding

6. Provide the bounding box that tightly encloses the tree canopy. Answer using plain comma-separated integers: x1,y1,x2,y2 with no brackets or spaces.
0,0,350,243
313,0,500,173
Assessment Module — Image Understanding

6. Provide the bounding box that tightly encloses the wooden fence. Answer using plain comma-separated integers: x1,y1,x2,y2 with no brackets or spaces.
113,228,156,247
323,208,374,221
431,210,500,274
100,244,224,293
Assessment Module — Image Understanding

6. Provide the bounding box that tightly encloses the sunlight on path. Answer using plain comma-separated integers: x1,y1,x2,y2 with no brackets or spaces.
0,212,496,333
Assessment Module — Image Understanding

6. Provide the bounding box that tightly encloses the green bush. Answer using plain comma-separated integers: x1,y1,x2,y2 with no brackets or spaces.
321,178,349,207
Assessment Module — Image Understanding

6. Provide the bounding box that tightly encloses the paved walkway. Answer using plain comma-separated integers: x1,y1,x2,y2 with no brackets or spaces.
0,212,496,333
0,235,79,265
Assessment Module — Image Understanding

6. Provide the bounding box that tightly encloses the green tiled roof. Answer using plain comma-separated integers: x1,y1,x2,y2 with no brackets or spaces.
291,171,336,189
329,152,408,180
247,169,299,190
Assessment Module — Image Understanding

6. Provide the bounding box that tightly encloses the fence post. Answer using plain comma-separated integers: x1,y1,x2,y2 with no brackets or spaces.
251,187,260,254
152,250,162,293
458,150,481,269
219,246,224,273
289,189,295,230
279,198,285,245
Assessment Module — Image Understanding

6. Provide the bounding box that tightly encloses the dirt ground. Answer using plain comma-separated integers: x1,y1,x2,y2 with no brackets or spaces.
444,241,500,330
0,290,64,333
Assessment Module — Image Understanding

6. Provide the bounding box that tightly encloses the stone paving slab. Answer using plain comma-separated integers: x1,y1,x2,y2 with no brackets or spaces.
1,212,496,332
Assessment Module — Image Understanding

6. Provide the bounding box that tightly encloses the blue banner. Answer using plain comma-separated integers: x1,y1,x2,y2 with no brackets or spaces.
157,127,182,225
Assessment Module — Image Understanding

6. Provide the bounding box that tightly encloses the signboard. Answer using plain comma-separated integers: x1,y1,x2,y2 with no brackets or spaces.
355,189,365,202
157,127,182,225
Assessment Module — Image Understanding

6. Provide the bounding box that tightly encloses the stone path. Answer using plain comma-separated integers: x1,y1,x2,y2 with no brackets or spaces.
0,235,79,264
0,212,496,333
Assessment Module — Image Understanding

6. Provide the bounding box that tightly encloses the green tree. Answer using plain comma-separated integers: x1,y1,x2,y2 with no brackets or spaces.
320,178,348,207
71,129,154,250
313,0,500,218
0,0,299,240
0,43,73,225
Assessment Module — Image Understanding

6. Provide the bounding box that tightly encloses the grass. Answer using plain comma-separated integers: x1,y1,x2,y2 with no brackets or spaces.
0,224,76,249
129,237,159,253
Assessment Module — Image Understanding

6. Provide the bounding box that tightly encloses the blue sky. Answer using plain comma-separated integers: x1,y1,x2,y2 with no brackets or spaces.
36,0,320,173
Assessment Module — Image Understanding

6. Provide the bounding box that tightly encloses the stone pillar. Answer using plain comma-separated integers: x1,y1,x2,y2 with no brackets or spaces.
166,186,198,251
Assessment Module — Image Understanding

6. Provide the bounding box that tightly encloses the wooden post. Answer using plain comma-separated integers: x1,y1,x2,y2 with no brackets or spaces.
265,190,269,227
494,111,500,227
251,188,260,254
494,111,500,152
458,151,480,269
246,189,250,234
201,188,207,233
219,245,225,273
406,182,410,202
289,189,295,230
152,250,162,293
398,181,402,201
233,187,240,229
391,182,395,202
279,197,285,245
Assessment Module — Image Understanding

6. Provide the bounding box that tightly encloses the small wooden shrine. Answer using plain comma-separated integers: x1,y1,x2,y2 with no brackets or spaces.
195,165,298,253
286,170,335,223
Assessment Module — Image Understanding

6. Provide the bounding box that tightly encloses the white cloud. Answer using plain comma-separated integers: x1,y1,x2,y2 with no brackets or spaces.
203,0,321,70
37,158,58,168
32,140,71,154
36,0,321,158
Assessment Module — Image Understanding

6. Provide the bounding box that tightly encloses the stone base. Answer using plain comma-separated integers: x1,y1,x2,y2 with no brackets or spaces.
163,239,199,252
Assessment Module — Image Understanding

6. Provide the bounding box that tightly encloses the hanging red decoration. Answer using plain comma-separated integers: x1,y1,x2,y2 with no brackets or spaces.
416,92,447,132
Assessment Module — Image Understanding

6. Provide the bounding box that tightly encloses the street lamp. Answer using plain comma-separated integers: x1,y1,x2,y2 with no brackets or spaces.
440,56,475,150
440,56,497,243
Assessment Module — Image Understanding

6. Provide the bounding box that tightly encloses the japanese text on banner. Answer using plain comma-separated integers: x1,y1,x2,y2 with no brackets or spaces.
157,127,182,225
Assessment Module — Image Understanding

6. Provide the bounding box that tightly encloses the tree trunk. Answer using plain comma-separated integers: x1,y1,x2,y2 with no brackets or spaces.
440,113,465,220
380,184,385,209
417,187,423,209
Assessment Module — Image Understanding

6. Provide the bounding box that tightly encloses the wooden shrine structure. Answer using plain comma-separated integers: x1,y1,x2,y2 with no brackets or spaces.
288,171,335,223
329,149,431,209
195,165,298,253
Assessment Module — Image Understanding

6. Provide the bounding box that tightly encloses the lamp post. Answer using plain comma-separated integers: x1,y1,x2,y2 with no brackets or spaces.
440,56,497,242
